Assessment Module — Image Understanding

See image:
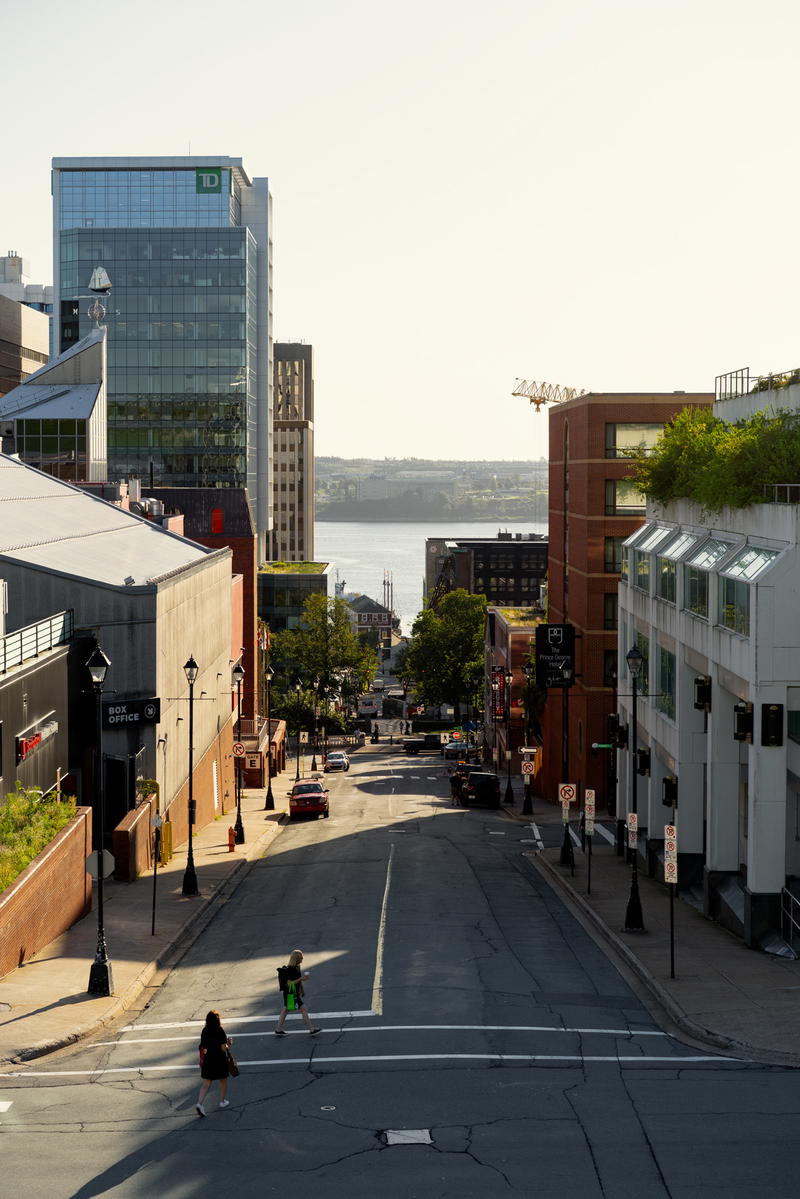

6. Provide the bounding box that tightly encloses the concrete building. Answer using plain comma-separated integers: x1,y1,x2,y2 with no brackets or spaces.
0,294,50,399
616,371,800,948
425,532,548,611
0,453,237,842
273,342,314,561
0,252,54,314
258,562,331,633
541,390,712,808
0,325,107,480
51,157,274,558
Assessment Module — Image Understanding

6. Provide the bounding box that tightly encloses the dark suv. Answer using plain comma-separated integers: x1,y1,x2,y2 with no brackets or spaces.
463,772,501,808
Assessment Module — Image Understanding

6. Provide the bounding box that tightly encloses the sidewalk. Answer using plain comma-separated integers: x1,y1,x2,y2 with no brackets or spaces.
509,795,800,1067
0,785,288,1069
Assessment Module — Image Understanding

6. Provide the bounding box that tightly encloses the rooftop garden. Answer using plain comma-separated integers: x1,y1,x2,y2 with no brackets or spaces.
259,561,329,574
632,405,800,514
498,607,543,625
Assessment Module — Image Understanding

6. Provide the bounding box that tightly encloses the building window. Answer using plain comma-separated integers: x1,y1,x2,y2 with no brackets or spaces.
684,567,708,618
656,556,676,603
603,650,617,688
211,507,224,534
788,712,800,745
657,646,676,720
633,550,650,593
620,545,629,582
720,576,749,635
603,592,618,630
605,479,646,516
605,422,664,459
604,537,624,573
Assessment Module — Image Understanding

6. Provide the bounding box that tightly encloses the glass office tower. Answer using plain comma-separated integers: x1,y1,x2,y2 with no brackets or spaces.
52,157,272,556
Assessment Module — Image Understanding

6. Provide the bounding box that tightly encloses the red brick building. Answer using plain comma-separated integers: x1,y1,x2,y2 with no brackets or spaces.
541,391,712,810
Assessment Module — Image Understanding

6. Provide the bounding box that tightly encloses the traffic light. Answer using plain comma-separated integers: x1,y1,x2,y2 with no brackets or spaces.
761,703,784,747
636,747,651,776
693,676,711,712
662,776,678,807
733,701,753,743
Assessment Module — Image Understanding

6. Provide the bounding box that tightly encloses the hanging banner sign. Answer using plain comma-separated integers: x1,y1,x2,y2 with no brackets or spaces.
664,823,678,884
627,811,638,849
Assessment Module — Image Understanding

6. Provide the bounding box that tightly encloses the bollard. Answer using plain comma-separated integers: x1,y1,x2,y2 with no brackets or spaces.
228,826,236,852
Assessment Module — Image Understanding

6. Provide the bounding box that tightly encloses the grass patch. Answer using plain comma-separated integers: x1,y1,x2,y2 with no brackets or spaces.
0,784,77,893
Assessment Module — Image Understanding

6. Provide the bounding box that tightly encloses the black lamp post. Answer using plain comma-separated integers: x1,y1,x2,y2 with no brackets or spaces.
86,644,113,996
504,668,514,805
264,664,275,811
182,655,200,896
311,677,319,771
521,660,535,816
491,679,499,767
559,661,574,867
233,661,245,844
624,644,645,932
294,682,302,782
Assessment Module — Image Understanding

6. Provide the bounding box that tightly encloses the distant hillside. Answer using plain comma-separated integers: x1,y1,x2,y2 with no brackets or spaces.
317,492,547,522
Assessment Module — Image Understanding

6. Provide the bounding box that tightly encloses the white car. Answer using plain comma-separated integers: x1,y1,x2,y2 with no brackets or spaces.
324,750,350,772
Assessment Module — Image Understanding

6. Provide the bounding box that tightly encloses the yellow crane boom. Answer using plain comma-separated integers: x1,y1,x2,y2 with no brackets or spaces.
511,378,586,411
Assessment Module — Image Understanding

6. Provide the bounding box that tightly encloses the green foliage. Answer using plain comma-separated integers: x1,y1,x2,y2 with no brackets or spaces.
270,595,379,727
632,406,800,514
0,783,77,894
404,589,487,717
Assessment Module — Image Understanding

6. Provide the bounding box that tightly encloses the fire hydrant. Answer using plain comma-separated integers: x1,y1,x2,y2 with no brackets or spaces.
228,826,236,852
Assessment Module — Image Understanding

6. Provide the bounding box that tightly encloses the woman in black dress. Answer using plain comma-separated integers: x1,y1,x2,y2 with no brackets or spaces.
196,1010,233,1116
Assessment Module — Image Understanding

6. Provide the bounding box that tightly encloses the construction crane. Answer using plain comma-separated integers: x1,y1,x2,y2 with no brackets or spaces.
511,379,587,411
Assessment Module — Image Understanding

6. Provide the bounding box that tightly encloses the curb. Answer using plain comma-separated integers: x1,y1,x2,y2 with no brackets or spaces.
2,811,288,1068
529,851,800,1071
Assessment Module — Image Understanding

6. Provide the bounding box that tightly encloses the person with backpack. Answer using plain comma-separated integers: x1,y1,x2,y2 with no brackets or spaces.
274,950,320,1036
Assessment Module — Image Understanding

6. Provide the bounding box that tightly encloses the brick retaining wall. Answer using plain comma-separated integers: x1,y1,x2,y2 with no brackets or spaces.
0,807,93,978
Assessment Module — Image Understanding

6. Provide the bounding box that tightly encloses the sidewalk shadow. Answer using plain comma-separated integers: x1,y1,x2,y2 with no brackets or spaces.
1,990,93,1028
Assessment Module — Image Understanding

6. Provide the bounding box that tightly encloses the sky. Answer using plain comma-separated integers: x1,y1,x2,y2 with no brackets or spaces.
2,0,799,460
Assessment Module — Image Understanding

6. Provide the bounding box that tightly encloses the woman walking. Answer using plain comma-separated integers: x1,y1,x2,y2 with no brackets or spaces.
196,1010,233,1116
275,950,320,1036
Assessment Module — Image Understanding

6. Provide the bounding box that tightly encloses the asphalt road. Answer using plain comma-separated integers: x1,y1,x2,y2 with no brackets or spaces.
2,746,800,1198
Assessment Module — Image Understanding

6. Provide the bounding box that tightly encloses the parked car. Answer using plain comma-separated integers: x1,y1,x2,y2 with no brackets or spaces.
324,750,350,772
288,779,330,820
442,739,469,759
403,733,443,754
462,772,501,808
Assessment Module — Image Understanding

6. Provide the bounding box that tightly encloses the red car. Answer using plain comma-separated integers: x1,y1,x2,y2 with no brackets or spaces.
288,780,330,820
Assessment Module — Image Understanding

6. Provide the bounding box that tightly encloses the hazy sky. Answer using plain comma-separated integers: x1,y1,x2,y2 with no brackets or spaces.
2,0,798,460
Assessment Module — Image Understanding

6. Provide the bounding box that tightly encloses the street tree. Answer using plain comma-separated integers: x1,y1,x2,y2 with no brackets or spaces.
403,589,486,720
270,595,378,714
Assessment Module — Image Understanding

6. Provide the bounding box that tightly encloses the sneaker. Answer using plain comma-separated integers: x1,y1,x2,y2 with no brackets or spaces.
196,1103,206,1117
309,1027,321,1036
219,1100,230,1109
274,1028,286,1036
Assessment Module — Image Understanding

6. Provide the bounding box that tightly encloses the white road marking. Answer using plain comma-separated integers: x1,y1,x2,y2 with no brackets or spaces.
529,822,545,850
570,827,582,849
488,831,506,836
5,1052,734,1078
594,823,616,845
100,1023,671,1046
121,1010,377,1032
371,842,394,1016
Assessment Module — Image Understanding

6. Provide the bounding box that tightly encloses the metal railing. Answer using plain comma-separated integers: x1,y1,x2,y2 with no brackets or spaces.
716,365,800,402
0,610,73,675
781,887,800,950
763,483,800,504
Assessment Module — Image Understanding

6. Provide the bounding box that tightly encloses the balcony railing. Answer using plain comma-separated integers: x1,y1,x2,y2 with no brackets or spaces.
0,610,74,675
763,483,800,504
716,366,800,402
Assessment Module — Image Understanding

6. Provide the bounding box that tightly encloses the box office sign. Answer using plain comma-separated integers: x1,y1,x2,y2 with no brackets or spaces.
102,698,161,729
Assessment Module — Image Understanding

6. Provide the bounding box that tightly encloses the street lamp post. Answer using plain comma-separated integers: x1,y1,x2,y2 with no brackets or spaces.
311,677,319,771
264,664,275,811
182,655,200,896
233,661,245,844
86,645,113,996
491,679,499,767
522,660,535,816
559,662,574,868
504,668,514,805
294,682,302,782
624,644,645,932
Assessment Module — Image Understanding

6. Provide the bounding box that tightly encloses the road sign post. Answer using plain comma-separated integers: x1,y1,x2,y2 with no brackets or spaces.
558,783,576,874
665,823,678,978
585,789,595,895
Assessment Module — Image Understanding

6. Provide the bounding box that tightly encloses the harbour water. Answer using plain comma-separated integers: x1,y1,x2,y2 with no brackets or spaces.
314,519,546,634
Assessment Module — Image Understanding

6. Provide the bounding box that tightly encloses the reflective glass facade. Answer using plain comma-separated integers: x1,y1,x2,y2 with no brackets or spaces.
54,163,266,501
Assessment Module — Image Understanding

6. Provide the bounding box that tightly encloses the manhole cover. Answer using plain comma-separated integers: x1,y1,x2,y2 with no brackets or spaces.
384,1129,432,1146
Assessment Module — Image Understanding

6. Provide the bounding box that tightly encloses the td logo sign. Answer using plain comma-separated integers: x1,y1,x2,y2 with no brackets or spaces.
196,168,222,193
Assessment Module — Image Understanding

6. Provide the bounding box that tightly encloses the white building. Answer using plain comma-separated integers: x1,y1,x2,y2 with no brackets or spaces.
616,374,800,948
